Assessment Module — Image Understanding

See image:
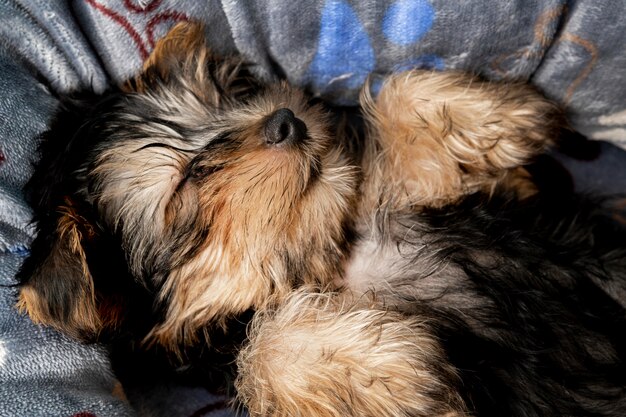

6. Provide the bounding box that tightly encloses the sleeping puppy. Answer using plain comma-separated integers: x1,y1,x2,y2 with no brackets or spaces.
17,22,626,416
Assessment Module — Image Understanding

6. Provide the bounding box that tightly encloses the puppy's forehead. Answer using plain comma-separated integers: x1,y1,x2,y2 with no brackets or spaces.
100,88,323,162
123,88,219,132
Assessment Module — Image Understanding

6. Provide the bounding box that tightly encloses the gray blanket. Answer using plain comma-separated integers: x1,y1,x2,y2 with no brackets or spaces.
1,1,626,416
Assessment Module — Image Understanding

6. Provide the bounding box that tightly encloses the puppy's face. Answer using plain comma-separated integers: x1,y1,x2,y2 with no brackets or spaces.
18,22,358,349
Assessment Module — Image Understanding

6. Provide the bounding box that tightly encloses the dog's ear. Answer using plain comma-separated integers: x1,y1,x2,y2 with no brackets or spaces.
139,21,208,83
16,93,143,341
125,21,260,103
17,198,103,340
121,21,208,95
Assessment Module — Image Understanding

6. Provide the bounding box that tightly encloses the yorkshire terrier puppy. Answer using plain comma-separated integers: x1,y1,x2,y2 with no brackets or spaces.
17,22,626,417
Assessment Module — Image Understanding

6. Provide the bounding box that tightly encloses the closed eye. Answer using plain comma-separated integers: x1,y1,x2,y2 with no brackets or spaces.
132,142,197,154
179,150,227,188
172,129,242,196
186,160,225,179
204,130,234,150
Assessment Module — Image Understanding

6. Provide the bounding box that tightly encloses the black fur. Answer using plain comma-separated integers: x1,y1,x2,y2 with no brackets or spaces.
380,192,626,416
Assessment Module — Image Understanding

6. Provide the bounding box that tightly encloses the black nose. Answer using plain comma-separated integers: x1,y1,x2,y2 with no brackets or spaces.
264,108,308,145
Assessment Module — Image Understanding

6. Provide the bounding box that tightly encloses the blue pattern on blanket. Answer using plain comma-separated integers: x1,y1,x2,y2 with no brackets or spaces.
306,0,441,101
395,54,444,71
382,0,435,45
307,0,375,96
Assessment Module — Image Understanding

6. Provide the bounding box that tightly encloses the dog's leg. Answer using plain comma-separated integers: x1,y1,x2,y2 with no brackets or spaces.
360,71,561,210
235,290,468,417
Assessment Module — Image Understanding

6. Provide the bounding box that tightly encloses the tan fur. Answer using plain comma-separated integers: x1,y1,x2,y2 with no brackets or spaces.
141,21,206,77
236,290,469,417
360,70,559,211
147,86,359,349
88,27,359,349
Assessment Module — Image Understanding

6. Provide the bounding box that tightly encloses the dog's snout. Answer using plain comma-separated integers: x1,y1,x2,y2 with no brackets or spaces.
264,108,307,145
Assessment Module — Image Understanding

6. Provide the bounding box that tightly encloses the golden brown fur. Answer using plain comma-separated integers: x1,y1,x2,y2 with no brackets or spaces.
360,70,559,212
236,290,468,417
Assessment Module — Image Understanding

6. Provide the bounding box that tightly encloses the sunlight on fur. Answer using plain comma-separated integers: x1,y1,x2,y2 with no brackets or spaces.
236,290,468,417
360,70,560,211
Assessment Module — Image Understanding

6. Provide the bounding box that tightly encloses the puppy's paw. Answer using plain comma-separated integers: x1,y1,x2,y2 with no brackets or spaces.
361,71,561,209
236,290,467,417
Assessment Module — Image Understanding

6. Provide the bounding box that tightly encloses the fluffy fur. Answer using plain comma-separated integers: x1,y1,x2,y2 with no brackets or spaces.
18,23,358,349
238,193,626,417
17,22,626,416
359,69,559,211
236,289,468,417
